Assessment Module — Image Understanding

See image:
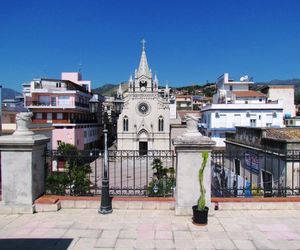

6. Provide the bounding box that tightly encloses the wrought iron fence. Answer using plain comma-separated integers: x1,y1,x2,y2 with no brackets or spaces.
45,149,176,197
211,149,300,198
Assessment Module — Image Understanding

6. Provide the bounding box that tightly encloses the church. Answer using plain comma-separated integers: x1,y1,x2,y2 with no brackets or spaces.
117,42,170,152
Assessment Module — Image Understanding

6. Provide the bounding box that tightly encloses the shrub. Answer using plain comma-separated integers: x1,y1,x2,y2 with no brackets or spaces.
46,143,92,195
147,158,175,197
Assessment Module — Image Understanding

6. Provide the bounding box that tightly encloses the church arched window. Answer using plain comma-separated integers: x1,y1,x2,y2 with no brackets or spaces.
139,80,147,90
123,116,128,131
158,116,164,132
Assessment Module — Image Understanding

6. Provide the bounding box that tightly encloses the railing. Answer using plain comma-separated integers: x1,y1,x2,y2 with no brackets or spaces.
75,102,89,108
211,149,300,198
26,101,57,106
26,101,89,108
45,150,176,197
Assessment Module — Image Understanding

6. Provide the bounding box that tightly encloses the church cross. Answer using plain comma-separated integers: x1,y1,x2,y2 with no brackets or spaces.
141,39,146,50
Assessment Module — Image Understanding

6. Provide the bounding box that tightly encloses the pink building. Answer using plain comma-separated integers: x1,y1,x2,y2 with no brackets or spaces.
24,72,102,150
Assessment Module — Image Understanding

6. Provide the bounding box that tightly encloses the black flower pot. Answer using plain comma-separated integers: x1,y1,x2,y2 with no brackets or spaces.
192,205,209,225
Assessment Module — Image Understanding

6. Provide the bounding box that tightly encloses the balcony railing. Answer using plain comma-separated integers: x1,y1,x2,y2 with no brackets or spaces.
75,102,89,108
26,101,89,108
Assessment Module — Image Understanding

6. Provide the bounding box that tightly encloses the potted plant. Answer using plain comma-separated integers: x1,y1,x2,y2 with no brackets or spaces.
192,151,209,225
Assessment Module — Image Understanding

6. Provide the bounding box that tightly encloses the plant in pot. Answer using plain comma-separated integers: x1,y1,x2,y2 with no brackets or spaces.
192,151,209,225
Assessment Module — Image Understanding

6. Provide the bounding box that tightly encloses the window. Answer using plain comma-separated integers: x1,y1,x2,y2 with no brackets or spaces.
9,115,15,123
84,131,87,138
36,113,43,119
250,119,256,127
57,113,63,119
38,96,50,105
158,116,164,131
234,159,240,175
229,85,233,91
57,140,62,146
266,123,272,127
56,82,61,88
47,113,52,120
58,96,70,106
51,97,56,106
123,116,128,131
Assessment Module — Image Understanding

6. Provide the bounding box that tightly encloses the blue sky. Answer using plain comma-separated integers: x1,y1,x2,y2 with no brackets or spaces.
1,0,300,91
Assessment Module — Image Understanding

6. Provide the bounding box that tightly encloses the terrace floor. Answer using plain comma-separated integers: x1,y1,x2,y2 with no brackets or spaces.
0,208,300,250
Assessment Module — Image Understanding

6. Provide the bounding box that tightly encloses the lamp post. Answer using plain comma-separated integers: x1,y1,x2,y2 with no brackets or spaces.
99,110,112,214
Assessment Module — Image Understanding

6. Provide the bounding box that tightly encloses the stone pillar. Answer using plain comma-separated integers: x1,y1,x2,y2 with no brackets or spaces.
0,112,50,213
173,114,215,215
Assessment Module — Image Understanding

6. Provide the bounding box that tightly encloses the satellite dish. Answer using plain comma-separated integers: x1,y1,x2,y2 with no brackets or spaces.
240,75,249,82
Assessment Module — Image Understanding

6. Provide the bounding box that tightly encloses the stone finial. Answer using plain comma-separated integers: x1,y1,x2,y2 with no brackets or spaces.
184,114,200,136
13,112,34,136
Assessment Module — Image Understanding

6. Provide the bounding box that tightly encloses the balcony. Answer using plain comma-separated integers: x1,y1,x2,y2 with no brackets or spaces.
26,101,89,109
75,101,89,108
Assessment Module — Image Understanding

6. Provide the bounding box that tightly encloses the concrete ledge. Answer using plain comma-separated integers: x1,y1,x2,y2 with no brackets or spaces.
213,202,300,210
35,201,61,212
0,204,35,214
212,197,300,202
34,195,175,211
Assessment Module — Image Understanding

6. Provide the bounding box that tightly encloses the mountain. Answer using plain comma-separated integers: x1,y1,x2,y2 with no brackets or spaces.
92,79,300,98
256,79,300,88
93,82,128,96
2,88,21,100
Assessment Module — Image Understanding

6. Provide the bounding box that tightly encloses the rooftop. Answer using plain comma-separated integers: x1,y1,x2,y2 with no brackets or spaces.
265,128,300,140
232,90,266,98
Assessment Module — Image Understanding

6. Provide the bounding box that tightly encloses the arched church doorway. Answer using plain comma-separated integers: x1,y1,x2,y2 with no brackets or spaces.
139,141,148,155
138,129,149,155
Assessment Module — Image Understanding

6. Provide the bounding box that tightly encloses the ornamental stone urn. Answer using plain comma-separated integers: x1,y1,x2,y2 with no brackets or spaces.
13,112,34,136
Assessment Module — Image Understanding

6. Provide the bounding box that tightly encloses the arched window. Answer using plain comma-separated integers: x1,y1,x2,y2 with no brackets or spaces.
139,80,147,88
158,116,164,132
123,116,128,131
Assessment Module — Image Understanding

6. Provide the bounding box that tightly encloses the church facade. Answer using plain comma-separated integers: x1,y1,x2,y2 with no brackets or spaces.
117,43,170,152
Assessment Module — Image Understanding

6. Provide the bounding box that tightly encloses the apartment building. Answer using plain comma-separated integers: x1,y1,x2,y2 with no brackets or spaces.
200,73,284,147
24,72,102,150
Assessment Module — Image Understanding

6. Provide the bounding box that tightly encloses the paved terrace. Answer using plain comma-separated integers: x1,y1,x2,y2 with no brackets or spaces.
1,209,300,249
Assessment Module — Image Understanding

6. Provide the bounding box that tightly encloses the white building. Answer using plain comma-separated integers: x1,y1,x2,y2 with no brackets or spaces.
117,43,170,152
200,73,284,147
260,85,295,117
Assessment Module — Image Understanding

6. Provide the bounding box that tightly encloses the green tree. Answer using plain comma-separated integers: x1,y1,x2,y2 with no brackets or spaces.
46,143,92,195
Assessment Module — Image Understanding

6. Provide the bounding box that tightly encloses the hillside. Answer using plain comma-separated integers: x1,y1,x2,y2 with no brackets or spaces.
256,79,300,87
92,82,216,97
255,78,300,91
93,82,128,96
92,78,300,104
2,88,21,100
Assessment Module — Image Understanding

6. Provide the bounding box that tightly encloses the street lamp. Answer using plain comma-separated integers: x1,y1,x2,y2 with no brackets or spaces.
89,94,100,121
99,110,112,214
